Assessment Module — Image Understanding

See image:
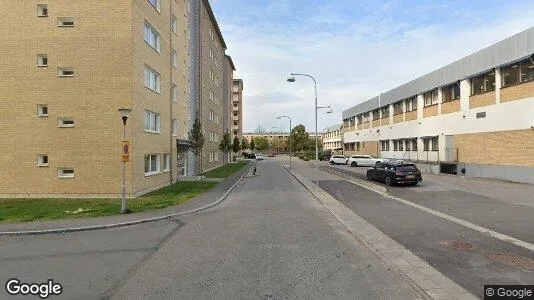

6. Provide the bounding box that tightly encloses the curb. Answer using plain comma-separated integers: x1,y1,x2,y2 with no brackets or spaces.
0,164,255,237
316,165,388,195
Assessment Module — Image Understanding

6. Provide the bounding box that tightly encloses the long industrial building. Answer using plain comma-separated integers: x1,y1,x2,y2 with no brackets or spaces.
342,27,534,184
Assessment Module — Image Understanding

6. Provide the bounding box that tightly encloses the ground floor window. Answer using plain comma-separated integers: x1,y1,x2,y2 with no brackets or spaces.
380,140,390,151
431,137,439,151
145,154,160,175
423,139,430,151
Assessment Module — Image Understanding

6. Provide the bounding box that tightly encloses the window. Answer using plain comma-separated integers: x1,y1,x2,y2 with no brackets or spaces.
380,106,389,118
405,140,411,151
393,140,399,151
362,113,369,123
144,66,160,92
171,84,177,101
37,4,48,17
58,17,74,27
471,71,495,95
442,83,460,102
144,110,160,133
372,109,380,120
171,50,177,67
37,155,48,167
405,97,417,112
423,90,438,107
233,112,238,116
209,90,214,101
233,121,238,126
502,58,534,87
37,54,48,67
423,139,430,151
37,104,48,117
171,15,177,33
209,110,214,122
144,154,160,175
393,102,403,115
58,68,74,77
209,48,213,60
58,118,74,127
381,140,390,151
476,112,487,119
172,119,178,136
431,137,439,151
412,139,418,151
214,152,219,162
147,0,160,11
399,140,404,151
144,23,160,52
163,154,170,171
356,142,361,151
58,168,74,178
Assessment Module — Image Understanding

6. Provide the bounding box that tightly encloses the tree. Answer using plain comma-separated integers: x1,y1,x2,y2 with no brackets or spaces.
241,138,249,150
254,137,269,151
250,138,255,151
219,132,232,164
188,114,205,176
232,136,241,155
291,124,310,152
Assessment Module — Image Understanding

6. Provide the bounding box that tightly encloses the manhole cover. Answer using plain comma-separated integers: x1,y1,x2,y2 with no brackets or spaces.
440,240,476,251
488,253,534,270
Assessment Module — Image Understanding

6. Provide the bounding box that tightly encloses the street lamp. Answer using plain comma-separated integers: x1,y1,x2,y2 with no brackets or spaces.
287,73,323,187
118,108,131,214
276,115,292,168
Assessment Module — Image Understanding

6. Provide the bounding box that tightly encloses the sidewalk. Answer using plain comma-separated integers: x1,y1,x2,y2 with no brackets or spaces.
0,163,252,235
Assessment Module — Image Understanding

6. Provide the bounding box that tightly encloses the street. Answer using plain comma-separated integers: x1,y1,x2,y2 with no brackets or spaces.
0,159,421,299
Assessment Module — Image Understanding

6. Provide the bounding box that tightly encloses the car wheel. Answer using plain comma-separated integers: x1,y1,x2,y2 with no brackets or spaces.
385,176,393,186
330,161,334,165
351,161,357,167
367,172,373,181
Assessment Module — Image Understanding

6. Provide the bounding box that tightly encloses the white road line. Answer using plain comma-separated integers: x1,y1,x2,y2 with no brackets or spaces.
341,176,534,253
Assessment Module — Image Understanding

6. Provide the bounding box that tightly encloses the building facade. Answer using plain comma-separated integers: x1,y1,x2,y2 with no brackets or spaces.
222,55,236,162
342,27,534,184
323,124,344,154
0,0,190,197
231,79,244,140
187,0,229,174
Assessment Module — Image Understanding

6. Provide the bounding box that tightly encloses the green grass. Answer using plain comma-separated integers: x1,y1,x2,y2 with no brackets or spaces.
0,181,217,224
201,161,248,178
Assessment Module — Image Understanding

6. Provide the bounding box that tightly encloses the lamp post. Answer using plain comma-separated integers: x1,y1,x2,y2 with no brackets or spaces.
276,115,292,168
118,108,131,214
287,73,332,187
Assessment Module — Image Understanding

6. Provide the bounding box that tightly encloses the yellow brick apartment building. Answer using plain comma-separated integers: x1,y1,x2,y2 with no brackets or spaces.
0,0,197,197
342,27,534,184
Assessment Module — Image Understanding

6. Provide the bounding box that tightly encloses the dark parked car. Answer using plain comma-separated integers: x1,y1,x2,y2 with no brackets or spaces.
366,162,422,186
243,152,256,159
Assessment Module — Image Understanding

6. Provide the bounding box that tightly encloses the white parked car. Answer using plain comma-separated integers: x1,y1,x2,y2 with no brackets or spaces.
329,155,348,165
347,155,386,167
255,154,265,160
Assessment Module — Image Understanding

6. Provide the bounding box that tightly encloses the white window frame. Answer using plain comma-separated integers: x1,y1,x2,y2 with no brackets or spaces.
58,118,74,127
58,168,74,178
37,54,48,67
144,110,161,133
37,104,48,117
144,65,161,92
58,68,74,77
57,17,74,27
171,84,177,102
37,154,49,167
144,22,160,52
171,15,177,33
37,4,48,17
172,119,178,136
144,154,161,176
163,153,170,171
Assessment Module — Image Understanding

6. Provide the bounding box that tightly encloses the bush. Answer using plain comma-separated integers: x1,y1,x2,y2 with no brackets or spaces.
303,157,310,161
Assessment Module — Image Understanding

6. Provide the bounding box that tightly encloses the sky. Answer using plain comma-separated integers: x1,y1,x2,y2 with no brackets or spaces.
210,0,534,133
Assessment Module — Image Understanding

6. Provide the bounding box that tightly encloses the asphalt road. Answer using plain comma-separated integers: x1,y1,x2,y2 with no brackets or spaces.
288,159,534,298
0,160,421,299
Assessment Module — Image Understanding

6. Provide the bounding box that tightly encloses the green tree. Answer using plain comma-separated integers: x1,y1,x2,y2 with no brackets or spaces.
254,137,269,151
188,114,205,176
219,132,232,164
232,136,241,156
241,138,249,150
291,124,310,152
250,138,255,151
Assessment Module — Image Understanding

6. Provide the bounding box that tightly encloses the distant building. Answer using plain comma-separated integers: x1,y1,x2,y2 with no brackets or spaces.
323,124,344,154
231,79,244,141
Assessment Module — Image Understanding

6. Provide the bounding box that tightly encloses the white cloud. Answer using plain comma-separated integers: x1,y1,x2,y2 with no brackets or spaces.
216,2,534,132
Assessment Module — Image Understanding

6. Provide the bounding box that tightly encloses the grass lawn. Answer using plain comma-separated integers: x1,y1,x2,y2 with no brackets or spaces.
201,161,248,178
0,181,217,224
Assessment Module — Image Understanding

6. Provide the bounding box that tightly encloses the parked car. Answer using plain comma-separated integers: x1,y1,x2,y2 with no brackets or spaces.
244,153,256,159
329,155,348,165
366,162,422,186
347,155,386,167
255,154,265,160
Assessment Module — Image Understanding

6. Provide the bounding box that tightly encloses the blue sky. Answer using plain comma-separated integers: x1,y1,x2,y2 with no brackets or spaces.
211,0,534,133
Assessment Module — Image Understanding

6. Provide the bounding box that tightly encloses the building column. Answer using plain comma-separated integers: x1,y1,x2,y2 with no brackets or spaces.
417,94,424,121
459,79,470,112
437,88,443,115
495,68,501,104
402,100,406,122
